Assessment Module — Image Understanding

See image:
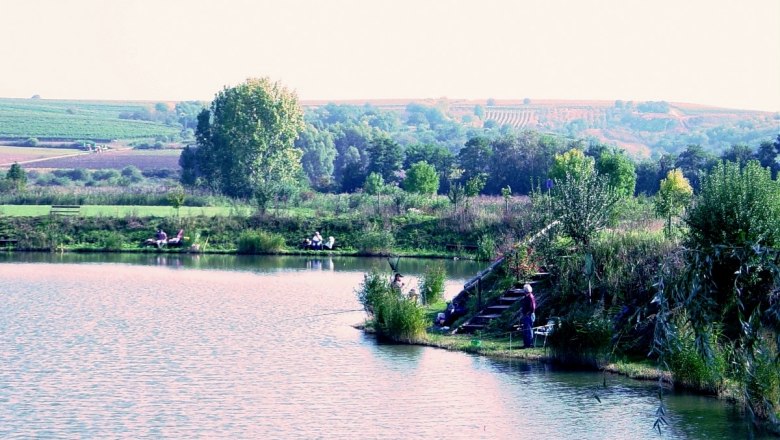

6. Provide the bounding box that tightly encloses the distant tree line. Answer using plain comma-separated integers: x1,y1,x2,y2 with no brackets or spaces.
179,79,780,206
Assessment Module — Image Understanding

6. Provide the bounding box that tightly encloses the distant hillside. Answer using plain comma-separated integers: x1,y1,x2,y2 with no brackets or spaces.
2,96,776,158
0,98,181,142
303,98,779,158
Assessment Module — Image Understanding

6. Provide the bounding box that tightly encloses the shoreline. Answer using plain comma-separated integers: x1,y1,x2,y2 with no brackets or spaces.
353,321,670,383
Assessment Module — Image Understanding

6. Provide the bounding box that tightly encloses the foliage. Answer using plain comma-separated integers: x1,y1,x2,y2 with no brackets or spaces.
685,160,780,249
236,230,286,254
501,185,512,214
653,160,780,421
356,269,391,313
654,168,693,237
665,316,727,393
365,136,403,184
505,245,540,283
549,148,595,182
167,186,186,212
363,172,385,196
182,77,305,203
546,169,621,249
403,161,439,195
356,269,427,342
447,182,465,210
465,173,486,197
674,144,717,193
418,263,446,305
596,149,637,198
100,231,125,251
120,165,144,184
296,125,336,189
353,226,395,255
547,307,613,367
476,234,497,261
5,163,27,191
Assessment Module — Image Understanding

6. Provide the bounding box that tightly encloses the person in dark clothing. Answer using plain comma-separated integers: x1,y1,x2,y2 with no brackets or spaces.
517,283,536,348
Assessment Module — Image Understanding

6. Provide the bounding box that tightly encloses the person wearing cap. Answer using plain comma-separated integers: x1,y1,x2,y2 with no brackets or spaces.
519,283,536,348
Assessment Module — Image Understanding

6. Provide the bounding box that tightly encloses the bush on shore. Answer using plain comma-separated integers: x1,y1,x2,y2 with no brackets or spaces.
356,269,427,342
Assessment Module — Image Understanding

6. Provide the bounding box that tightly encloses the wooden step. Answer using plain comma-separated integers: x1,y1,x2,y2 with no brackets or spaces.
476,314,501,319
486,305,511,310
460,324,485,331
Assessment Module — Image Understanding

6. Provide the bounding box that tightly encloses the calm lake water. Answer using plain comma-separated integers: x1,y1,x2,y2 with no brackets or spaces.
0,253,765,439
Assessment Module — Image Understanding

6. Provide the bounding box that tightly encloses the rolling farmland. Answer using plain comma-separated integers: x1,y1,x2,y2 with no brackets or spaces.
0,98,180,141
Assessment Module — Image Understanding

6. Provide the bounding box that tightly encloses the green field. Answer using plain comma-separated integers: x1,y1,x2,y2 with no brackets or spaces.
0,205,233,217
0,98,180,140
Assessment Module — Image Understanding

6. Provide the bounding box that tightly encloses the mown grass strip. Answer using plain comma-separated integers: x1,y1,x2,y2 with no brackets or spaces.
0,205,234,217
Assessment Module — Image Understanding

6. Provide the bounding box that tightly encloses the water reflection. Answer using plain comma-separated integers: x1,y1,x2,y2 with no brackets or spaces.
0,258,766,439
0,252,481,279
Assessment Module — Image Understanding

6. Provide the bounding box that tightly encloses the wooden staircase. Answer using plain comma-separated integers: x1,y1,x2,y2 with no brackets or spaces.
457,286,526,333
455,274,548,334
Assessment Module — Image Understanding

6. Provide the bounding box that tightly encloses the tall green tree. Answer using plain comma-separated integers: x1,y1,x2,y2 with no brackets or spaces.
596,149,637,198
549,168,621,249
549,148,595,182
5,162,26,191
366,136,403,183
459,136,493,181
363,172,385,195
720,144,754,165
403,161,439,195
181,78,304,205
756,135,780,179
296,125,336,190
675,144,716,193
654,168,693,237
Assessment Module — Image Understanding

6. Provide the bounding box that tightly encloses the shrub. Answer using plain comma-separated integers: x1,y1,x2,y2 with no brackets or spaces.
476,234,497,261
547,307,613,368
378,295,428,342
236,230,285,254
356,269,392,313
356,269,428,342
665,319,726,394
419,263,446,305
743,335,780,420
100,231,125,251
353,227,395,254
686,160,780,249
121,166,144,184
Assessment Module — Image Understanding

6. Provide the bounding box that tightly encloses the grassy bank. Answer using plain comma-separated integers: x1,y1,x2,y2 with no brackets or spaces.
0,195,528,257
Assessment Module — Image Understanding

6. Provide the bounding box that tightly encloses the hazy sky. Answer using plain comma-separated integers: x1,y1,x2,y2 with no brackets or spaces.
2,0,779,111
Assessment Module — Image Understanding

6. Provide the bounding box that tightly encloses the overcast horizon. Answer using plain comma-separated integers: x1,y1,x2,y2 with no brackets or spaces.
2,0,779,112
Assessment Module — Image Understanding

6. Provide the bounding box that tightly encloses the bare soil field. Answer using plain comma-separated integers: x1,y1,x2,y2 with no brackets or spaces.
20,148,182,171
0,145,83,167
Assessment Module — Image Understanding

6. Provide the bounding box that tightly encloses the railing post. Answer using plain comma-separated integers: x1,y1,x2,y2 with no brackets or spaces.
477,278,482,309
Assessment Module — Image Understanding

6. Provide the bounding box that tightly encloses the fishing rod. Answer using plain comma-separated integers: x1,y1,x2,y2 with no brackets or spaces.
279,308,364,322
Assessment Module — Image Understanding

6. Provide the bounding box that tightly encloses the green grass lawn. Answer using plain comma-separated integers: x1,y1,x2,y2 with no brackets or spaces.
0,205,234,217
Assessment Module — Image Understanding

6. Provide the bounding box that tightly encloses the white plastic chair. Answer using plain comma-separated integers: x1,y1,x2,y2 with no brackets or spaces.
532,318,557,347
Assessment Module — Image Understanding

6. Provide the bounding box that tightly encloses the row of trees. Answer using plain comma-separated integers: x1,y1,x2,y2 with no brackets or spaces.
178,78,780,208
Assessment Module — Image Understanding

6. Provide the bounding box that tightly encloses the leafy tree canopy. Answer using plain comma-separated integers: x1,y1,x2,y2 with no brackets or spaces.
181,77,304,202
403,161,439,195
